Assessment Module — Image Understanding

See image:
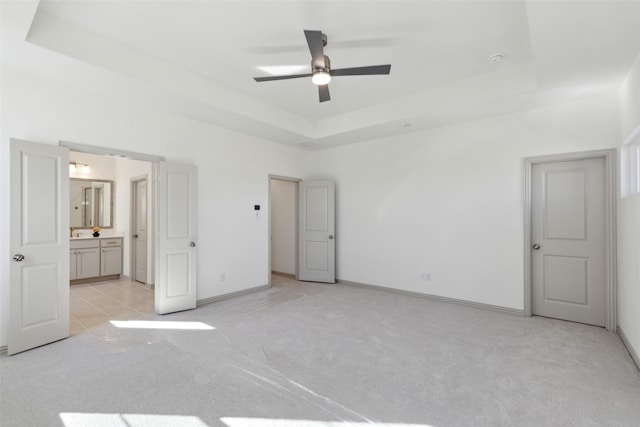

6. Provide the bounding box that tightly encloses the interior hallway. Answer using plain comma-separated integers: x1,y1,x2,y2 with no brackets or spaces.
1,274,639,426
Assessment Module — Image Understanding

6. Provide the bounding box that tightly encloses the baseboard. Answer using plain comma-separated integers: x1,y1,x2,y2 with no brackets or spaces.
271,271,296,279
197,284,271,307
121,275,154,289
70,274,120,285
0,345,7,355
618,326,640,371
338,279,524,316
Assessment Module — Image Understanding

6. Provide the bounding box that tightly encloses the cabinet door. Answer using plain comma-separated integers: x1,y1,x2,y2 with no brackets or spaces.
101,247,122,276
77,248,100,279
70,251,78,281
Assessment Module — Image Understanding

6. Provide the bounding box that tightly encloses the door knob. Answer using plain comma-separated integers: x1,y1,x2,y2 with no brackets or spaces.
190,242,196,247
329,235,334,240
13,254,25,262
532,244,541,250
133,234,139,238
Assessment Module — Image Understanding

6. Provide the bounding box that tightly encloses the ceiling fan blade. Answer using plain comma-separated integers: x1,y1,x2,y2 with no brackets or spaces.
330,64,391,77
318,84,330,103
254,73,312,82
304,30,325,69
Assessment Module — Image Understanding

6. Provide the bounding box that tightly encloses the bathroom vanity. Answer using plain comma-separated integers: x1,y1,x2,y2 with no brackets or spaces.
70,236,123,284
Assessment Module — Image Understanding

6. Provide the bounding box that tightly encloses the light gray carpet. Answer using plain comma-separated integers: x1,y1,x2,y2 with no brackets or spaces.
1,275,639,427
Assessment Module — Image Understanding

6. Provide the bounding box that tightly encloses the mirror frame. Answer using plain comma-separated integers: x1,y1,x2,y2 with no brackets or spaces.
70,178,114,229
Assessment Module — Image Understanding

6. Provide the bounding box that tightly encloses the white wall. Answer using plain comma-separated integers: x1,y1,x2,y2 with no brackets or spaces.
621,53,640,141
69,152,117,182
270,179,297,275
0,65,308,347
308,95,620,310
618,51,640,362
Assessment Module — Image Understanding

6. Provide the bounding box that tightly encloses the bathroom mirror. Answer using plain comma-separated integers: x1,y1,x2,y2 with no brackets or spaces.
70,178,114,229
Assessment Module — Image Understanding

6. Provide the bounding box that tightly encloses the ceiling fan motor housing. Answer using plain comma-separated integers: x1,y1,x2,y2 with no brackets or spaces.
312,55,331,73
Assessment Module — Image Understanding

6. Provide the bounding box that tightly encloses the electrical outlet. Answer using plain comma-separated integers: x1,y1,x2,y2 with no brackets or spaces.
221,272,226,281
420,272,431,281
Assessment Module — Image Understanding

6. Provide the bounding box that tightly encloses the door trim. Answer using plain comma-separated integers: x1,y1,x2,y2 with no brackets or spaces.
59,141,165,163
268,175,301,286
524,149,617,331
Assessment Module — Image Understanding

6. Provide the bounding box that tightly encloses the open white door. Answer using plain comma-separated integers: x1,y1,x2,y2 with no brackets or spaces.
299,180,335,283
9,139,69,355
156,162,197,314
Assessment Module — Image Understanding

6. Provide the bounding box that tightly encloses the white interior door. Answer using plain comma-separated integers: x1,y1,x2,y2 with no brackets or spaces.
9,139,69,355
299,180,335,283
133,178,148,283
156,162,197,314
531,158,606,326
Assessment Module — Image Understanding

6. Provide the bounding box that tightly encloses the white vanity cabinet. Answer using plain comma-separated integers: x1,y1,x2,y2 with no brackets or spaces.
100,238,123,276
70,237,123,284
70,240,101,280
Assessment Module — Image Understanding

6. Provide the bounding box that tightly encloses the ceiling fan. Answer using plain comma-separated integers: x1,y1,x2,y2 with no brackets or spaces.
253,30,391,103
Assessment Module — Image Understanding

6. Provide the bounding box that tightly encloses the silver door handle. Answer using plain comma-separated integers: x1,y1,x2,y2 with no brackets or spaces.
190,242,196,247
532,244,541,250
329,235,334,240
13,254,25,262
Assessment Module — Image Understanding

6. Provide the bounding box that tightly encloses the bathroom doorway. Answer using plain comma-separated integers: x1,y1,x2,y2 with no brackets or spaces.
68,151,157,335
9,139,198,353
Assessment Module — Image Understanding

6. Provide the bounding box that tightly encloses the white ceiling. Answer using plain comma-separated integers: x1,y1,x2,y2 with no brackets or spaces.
5,1,640,149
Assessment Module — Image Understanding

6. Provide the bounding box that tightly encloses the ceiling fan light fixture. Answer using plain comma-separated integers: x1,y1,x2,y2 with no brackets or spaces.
253,30,391,102
312,71,331,85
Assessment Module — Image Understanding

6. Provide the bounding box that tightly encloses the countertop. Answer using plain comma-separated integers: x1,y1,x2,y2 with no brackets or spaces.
70,233,124,240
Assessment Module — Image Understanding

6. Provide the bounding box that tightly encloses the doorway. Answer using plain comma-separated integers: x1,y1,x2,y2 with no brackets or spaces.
68,151,156,335
269,176,300,282
268,176,337,285
9,139,199,354
524,149,616,331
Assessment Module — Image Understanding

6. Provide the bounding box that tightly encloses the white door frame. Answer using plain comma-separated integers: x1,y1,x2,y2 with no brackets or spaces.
268,175,301,286
523,149,617,331
130,174,149,285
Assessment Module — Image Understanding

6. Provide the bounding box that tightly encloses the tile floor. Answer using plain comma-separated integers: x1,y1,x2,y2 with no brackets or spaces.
70,279,155,334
